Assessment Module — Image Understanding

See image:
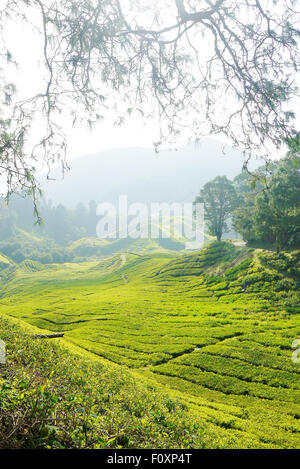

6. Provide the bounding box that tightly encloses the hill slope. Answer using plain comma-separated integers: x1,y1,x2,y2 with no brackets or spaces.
0,315,207,449
40,139,252,207
0,243,299,448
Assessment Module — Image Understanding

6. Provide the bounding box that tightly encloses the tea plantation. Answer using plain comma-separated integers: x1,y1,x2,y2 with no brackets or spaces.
0,242,299,448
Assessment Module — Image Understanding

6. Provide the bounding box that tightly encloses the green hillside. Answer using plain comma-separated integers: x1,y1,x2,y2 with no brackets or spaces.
0,315,206,449
0,242,300,448
68,236,185,260
0,253,12,269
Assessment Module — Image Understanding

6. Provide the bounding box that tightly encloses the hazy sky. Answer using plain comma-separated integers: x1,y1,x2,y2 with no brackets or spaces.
5,14,165,161
4,4,299,163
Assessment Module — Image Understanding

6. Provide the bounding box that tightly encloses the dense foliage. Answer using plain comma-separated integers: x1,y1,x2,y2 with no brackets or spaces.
233,157,300,251
0,196,186,262
0,196,99,262
0,196,98,245
0,317,206,449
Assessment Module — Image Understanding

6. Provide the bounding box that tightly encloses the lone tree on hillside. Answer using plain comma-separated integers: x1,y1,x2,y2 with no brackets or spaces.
195,176,237,241
0,0,299,212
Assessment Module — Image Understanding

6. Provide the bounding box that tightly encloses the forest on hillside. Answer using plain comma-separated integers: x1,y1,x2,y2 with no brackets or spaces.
1,155,299,264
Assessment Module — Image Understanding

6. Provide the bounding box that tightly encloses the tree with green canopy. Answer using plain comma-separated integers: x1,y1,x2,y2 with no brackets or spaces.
194,176,237,241
254,158,300,251
233,149,300,251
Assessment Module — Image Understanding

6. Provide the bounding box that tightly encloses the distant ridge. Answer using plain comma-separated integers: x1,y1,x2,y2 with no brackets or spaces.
41,139,256,207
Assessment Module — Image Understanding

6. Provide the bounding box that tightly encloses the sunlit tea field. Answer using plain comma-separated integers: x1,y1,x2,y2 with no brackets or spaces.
0,242,299,448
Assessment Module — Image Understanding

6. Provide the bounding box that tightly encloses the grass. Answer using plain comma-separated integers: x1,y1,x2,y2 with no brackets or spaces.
0,241,299,448
0,316,207,449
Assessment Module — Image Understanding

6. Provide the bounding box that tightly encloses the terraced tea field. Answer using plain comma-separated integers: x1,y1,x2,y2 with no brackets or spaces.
0,242,299,448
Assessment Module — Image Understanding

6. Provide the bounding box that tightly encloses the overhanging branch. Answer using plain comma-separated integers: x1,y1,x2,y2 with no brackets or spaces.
175,0,226,22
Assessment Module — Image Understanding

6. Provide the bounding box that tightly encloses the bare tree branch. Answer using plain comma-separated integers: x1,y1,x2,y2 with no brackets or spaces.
0,0,299,213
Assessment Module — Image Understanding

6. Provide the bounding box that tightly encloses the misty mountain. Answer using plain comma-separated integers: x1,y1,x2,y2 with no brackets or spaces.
41,139,254,207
